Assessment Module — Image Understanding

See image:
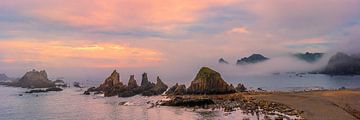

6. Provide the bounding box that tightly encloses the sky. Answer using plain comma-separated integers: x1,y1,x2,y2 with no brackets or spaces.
0,0,360,84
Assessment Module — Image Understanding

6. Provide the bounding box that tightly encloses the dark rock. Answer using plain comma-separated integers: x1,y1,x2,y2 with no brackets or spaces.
236,54,269,65
294,52,324,63
118,101,127,105
46,87,63,92
53,79,67,87
73,82,82,88
187,67,236,94
321,52,360,75
25,87,62,93
161,97,215,107
83,91,90,95
139,73,155,91
235,83,247,92
10,69,55,88
97,70,126,97
142,76,168,96
118,90,138,97
127,75,139,90
219,58,229,64
165,83,187,95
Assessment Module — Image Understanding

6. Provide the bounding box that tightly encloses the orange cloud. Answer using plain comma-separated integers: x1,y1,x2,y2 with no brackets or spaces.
229,27,250,34
0,39,164,68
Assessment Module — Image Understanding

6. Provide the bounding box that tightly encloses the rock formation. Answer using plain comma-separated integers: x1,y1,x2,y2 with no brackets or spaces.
235,83,247,92
97,70,126,97
165,83,187,95
237,54,269,65
139,73,155,91
294,52,324,63
142,76,168,96
218,58,229,64
10,69,55,88
118,75,139,97
187,67,236,94
321,52,360,75
127,75,139,90
85,71,168,97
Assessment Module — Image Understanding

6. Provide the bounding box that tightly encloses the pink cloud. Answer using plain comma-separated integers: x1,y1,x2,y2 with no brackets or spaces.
2,0,234,31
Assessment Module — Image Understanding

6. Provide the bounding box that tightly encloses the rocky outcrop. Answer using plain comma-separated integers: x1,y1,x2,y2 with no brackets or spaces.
321,52,360,75
294,52,324,63
7,69,55,88
118,75,140,97
218,58,229,64
53,79,67,87
165,83,185,95
187,67,236,94
161,97,215,107
139,73,155,91
127,75,139,90
25,87,63,93
97,70,126,97
142,76,168,96
237,54,269,65
235,83,247,92
85,71,168,97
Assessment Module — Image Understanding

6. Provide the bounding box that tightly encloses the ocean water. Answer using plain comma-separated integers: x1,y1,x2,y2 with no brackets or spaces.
0,74,359,120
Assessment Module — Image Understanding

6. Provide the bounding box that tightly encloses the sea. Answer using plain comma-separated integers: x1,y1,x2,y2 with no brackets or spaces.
0,73,359,120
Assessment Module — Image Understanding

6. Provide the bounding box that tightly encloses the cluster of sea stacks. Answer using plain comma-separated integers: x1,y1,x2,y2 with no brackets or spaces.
84,67,247,97
84,70,168,97
1,69,56,88
0,69,65,93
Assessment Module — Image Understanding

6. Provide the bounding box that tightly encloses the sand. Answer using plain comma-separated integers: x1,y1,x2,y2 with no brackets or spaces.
251,89,360,120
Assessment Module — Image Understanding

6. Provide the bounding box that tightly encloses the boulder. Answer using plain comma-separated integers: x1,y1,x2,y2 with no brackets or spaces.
73,82,82,88
12,69,55,88
187,67,236,94
321,52,360,75
142,76,168,96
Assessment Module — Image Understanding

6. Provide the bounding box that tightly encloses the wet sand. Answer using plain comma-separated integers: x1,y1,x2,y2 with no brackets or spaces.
251,89,360,120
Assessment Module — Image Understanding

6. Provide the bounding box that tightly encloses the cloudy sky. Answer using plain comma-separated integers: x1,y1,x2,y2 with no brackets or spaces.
1,0,360,83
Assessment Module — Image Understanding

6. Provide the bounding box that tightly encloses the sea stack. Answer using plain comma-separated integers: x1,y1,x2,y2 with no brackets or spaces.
13,69,54,88
139,73,155,91
142,76,168,96
237,54,269,65
187,67,236,94
127,75,139,90
97,70,126,97
322,52,360,75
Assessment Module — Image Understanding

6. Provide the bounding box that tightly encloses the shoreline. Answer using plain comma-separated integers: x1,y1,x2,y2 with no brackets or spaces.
160,88,360,120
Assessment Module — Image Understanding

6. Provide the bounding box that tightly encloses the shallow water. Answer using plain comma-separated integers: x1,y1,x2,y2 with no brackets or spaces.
0,74,359,120
0,87,263,120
